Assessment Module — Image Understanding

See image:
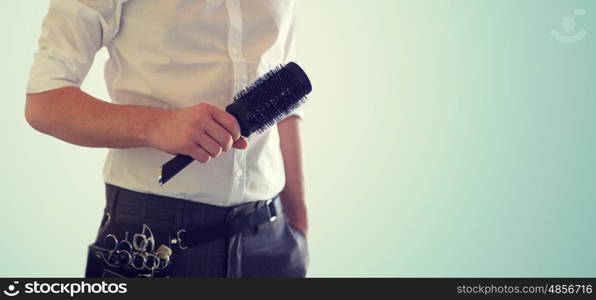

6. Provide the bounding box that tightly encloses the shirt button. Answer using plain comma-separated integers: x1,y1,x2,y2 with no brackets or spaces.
235,169,243,177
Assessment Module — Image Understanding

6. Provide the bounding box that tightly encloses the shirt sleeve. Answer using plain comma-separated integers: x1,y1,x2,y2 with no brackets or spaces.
26,0,125,94
282,3,305,120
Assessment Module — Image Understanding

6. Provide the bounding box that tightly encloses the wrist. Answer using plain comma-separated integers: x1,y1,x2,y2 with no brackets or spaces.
138,107,172,148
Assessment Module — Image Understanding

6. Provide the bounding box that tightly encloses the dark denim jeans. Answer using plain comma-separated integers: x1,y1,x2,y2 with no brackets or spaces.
86,184,309,278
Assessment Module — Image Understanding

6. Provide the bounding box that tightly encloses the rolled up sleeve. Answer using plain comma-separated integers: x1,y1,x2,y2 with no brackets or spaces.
26,0,119,94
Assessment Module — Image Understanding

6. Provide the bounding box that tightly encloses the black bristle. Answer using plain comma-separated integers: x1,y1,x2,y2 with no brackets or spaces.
226,62,312,136
231,65,285,105
254,95,308,134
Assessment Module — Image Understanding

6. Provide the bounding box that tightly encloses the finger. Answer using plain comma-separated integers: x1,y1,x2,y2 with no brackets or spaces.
232,137,248,150
184,145,211,163
210,109,242,141
194,132,222,157
204,121,234,152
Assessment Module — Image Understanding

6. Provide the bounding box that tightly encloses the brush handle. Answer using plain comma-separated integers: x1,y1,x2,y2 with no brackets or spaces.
158,106,246,185
158,154,194,185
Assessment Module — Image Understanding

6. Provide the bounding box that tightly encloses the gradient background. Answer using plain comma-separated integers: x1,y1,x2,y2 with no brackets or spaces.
2,0,595,277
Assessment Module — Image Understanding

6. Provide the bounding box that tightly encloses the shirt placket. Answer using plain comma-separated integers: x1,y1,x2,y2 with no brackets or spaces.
226,0,248,204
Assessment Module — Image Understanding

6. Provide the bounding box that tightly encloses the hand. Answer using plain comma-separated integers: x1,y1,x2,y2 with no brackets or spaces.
147,102,248,163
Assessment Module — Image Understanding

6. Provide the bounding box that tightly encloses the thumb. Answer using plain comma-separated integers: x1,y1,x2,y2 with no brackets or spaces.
232,137,249,150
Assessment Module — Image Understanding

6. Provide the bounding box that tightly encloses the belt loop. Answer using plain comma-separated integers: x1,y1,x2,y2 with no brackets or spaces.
105,184,120,216
226,203,240,221
273,194,283,217
174,198,185,233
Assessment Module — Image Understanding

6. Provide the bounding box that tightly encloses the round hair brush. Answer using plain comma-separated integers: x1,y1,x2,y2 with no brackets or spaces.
158,62,312,185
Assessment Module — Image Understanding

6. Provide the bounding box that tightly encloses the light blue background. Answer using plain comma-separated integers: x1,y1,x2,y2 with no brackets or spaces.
1,0,595,277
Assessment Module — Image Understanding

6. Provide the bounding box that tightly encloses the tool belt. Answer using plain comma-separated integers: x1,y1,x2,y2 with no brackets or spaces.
85,196,281,278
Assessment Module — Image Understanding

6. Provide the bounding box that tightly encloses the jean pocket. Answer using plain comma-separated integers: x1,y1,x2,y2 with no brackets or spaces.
289,222,306,240
282,219,309,277
285,218,307,241
284,218,309,256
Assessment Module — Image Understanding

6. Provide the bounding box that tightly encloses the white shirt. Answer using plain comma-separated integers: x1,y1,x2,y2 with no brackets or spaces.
27,0,303,206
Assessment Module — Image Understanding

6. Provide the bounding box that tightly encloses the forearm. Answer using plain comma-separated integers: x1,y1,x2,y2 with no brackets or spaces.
277,116,308,234
25,86,167,148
